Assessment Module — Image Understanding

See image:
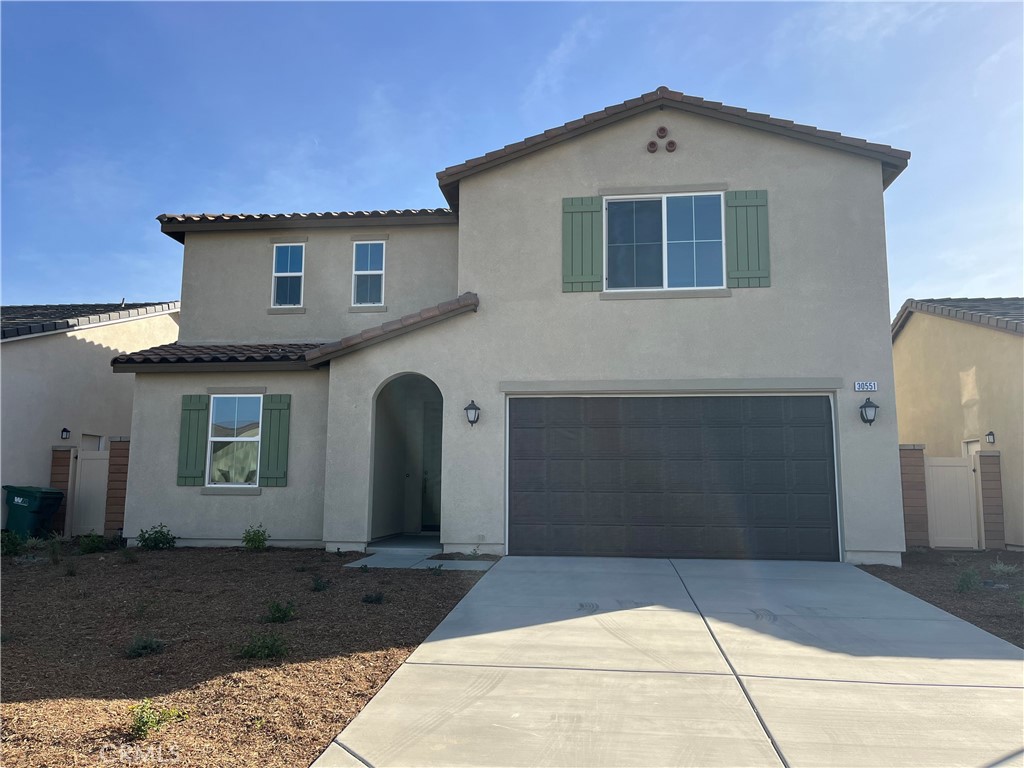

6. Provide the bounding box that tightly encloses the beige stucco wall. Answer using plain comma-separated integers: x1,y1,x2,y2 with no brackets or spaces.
322,108,906,564
0,313,180,519
893,312,1024,546
124,371,329,545
177,224,458,344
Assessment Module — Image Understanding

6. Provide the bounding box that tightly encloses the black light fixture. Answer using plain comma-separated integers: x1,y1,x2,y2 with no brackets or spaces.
60,427,71,440
464,400,481,426
859,398,879,426
985,431,996,444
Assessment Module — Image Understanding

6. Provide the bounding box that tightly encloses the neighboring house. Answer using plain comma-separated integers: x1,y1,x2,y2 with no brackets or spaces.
1,302,180,530
892,298,1024,549
114,87,911,565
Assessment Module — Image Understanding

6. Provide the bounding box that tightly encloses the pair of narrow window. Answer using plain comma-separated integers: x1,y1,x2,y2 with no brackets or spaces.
271,242,386,308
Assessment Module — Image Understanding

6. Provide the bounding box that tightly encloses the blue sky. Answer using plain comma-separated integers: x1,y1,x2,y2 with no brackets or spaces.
2,2,1021,318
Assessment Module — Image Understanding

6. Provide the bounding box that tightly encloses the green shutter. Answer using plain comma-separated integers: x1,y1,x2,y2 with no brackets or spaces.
259,394,291,487
562,197,603,292
177,394,210,486
725,190,771,288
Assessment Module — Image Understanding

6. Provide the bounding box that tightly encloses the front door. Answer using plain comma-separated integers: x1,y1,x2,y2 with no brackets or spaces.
421,402,442,532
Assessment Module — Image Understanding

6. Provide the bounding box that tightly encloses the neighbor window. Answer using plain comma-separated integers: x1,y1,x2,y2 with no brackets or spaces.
207,395,262,485
272,244,304,306
606,193,724,290
352,241,385,305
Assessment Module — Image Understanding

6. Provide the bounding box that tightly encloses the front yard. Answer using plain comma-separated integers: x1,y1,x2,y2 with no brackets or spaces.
1,546,483,767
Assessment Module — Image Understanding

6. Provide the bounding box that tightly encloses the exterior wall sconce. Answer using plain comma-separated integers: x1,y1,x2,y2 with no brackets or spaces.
464,400,481,427
985,431,996,444
60,427,71,440
858,398,879,426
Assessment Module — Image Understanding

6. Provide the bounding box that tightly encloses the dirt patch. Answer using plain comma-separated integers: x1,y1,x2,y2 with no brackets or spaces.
0,547,482,767
860,548,1024,648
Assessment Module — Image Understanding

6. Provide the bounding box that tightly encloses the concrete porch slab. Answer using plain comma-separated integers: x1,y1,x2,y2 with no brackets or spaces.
342,553,428,568
408,559,496,571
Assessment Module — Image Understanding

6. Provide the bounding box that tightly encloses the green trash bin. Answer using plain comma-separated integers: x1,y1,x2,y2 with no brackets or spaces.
2,486,64,538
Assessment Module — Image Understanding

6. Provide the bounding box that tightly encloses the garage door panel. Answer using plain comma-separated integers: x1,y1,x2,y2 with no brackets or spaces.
508,396,838,561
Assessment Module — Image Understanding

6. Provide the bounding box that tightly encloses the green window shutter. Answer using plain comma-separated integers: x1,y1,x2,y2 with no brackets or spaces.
259,394,291,488
177,394,210,486
562,197,603,292
725,190,771,288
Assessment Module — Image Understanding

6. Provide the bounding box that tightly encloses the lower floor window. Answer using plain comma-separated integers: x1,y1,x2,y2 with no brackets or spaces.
208,395,262,485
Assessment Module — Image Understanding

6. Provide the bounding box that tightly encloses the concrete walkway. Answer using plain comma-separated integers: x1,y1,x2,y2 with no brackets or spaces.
312,557,1024,768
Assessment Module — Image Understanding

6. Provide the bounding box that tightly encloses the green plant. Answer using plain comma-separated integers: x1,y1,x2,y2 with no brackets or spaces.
126,636,166,659
1017,593,1024,609
237,632,287,660
943,555,960,567
242,524,270,551
120,548,138,564
989,558,1021,577
264,601,296,623
358,563,369,572
63,562,77,577
48,537,62,565
361,592,384,604
956,568,981,593
136,524,176,551
77,532,106,555
128,699,186,740
24,536,47,551
427,563,444,574
1,531,24,557
469,545,480,558
311,575,330,592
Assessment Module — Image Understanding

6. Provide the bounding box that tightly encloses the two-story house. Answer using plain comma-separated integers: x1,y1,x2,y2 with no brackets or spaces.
114,87,911,565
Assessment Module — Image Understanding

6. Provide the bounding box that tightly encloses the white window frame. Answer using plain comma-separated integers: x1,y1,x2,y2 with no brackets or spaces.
352,241,386,306
603,192,727,292
206,394,262,487
271,243,305,307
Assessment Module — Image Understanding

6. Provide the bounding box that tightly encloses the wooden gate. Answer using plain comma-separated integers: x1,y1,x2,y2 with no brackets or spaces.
924,457,979,549
70,450,109,537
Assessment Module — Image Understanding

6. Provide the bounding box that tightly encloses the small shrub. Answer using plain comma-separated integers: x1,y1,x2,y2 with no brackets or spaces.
48,537,62,565
128,699,186,740
943,555,960,567
956,568,981,593
989,558,1021,577
1,531,24,557
427,563,444,574
358,564,369,572
242,524,270,551
136,524,176,551
237,632,287,660
264,601,295,623
311,575,330,592
126,636,165,659
24,536,47,551
361,592,384,604
77,532,106,555
63,562,77,577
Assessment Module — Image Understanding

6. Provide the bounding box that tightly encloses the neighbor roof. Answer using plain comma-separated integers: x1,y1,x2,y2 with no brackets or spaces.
437,85,911,209
157,208,455,243
112,293,480,372
1,302,180,340
892,298,1024,341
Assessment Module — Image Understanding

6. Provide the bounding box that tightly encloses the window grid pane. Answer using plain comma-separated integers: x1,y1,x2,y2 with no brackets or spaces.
665,194,723,289
208,396,261,486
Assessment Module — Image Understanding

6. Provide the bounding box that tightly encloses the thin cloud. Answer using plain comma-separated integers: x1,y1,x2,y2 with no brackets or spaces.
521,15,603,115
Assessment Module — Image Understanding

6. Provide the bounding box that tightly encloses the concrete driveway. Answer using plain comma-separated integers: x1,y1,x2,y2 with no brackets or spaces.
312,557,1024,768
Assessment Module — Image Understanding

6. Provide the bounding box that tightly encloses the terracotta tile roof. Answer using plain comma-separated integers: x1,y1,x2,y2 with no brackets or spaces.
305,292,480,365
1,302,180,340
158,208,455,243
436,86,912,208
892,298,1024,340
111,294,480,371
111,342,320,372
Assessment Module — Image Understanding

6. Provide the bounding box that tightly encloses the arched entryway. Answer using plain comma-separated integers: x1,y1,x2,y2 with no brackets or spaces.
370,373,443,542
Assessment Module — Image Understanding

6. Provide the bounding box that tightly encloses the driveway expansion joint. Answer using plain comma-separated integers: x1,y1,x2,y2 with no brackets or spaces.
332,739,375,768
403,659,736,677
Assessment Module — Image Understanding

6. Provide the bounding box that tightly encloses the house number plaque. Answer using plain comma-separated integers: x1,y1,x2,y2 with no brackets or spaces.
854,381,878,392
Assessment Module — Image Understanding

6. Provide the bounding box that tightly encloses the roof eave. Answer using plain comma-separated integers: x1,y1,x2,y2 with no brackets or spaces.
158,212,457,243
112,360,314,373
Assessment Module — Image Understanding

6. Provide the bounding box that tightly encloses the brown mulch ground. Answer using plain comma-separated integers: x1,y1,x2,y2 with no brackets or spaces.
0,547,483,767
860,548,1024,648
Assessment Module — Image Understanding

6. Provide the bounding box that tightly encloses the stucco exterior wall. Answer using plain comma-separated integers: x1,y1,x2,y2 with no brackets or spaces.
893,312,1024,546
124,371,328,545
177,225,458,344
0,313,180,515
323,109,906,563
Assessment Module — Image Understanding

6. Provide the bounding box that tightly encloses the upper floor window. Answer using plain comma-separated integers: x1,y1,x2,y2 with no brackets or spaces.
272,244,304,307
207,395,261,486
353,241,385,305
606,193,724,290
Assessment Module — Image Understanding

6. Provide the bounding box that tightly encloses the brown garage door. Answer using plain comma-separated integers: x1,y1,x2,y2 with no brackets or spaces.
508,396,839,560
